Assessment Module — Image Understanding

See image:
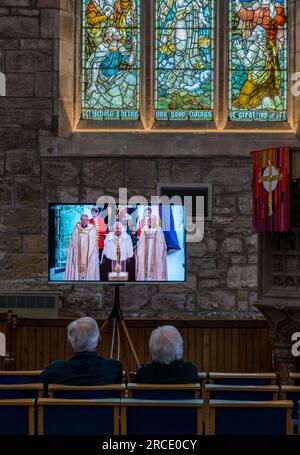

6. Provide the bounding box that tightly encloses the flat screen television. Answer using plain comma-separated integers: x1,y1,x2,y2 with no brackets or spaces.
48,204,186,283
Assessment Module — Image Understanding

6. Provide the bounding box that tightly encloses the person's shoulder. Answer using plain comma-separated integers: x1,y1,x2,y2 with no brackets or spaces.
136,362,155,371
39,359,70,382
43,359,69,371
181,360,197,370
101,358,122,368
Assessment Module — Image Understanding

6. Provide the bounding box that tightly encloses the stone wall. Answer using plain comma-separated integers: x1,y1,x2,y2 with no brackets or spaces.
0,151,259,318
1,0,299,319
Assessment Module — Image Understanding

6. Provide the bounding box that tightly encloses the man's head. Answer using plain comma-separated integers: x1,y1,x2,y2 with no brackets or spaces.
91,207,99,219
149,325,183,365
80,214,89,228
144,207,152,219
67,317,100,352
113,221,123,237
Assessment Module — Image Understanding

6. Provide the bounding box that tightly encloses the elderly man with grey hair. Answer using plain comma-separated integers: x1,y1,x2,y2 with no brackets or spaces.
40,317,122,385
134,325,198,384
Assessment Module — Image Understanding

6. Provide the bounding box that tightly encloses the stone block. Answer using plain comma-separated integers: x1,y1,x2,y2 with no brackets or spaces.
35,72,53,97
80,187,119,204
23,234,47,253
37,0,61,7
238,300,249,312
41,208,48,234
0,177,13,205
216,255,230,270
230,254,247,265
127,187,156,200
198,290,237,310
82,160,123,187
202,167,251,186
227,265,257,289
249,291,258,307
10,8,39,16
155,274,197,294
2,1,33,5
0,253,48,279
151,293,187,314
237,194,252,214
215,194,236,207
56,186,79,203
248,254,257,265
0,108,52,129
41,160,81,185
157,159,172,182
6,51,52,72
0,235,21,252
188,257,216,273
187,237,217,257
0,50,4,72
171,159,202,183
15,177,43,206
213,206,237,215
198,278,225,289
0,154,4,176
5,149,40,176
244,234,258,253
40,9,59,38
0,128,36,151
6,73,34,97
19,38,53,55
0,207,41,233
220,237,243,253
0,17,39,38
45,185,80,204
61,290,104,316
118,285,151,315
125,159,156,188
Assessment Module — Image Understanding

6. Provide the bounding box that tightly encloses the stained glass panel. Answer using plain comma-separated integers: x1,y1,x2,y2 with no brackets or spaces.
229,0,288,122
81,0,140,121
155,0,215,121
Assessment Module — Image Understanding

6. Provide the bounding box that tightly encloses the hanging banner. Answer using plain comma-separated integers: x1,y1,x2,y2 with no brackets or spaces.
252,147,290,233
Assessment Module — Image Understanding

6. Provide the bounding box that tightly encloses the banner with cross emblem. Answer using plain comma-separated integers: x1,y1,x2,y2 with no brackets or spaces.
252,147,290,233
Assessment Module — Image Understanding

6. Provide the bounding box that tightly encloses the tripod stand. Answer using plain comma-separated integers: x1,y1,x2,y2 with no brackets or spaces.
100,285,141,379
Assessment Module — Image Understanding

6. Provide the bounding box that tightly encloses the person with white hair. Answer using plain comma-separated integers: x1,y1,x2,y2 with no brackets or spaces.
134,325,198,384
40,317,122,385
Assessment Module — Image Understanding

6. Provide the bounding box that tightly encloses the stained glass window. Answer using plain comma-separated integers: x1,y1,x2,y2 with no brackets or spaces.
155,0,215,121
229,0,288,122
81,0,141,121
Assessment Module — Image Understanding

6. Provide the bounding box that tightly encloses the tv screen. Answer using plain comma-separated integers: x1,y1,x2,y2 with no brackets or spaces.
48,204,186,283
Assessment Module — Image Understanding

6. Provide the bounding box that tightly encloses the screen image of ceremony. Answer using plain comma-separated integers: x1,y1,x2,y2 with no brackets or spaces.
48,204,186,283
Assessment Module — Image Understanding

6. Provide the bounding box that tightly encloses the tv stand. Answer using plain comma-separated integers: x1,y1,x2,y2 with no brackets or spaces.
100,285,141,377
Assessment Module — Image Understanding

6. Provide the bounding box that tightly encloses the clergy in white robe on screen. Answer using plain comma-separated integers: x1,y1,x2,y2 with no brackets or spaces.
65,214,100,281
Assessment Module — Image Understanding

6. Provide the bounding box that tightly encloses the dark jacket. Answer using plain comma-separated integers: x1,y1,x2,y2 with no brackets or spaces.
40,351,123,385
134,359,199,384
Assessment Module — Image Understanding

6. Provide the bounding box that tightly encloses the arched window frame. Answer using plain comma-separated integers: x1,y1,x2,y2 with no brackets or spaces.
57,0,297,136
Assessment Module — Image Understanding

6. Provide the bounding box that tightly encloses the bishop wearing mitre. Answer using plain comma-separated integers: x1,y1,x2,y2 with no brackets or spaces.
135,214,167,281
100,222,135,281
65,214,100,281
